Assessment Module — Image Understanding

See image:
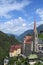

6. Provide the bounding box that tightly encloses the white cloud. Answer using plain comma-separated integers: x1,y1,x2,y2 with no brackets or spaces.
36,8,43,26
0,0,31,18
0,17,28,35
0,16,43,35
22,23,26,27
36,8,43,20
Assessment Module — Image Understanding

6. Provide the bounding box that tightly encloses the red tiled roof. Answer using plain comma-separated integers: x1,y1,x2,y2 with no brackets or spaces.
15,45,21,49
10,45,21,52
24,36,33,44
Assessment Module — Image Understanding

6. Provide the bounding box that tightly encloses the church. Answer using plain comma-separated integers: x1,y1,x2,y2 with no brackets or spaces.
23,20,43,56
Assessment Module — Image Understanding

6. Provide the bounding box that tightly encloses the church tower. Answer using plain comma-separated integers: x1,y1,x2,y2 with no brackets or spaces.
23,38,25,54
33,19,38,52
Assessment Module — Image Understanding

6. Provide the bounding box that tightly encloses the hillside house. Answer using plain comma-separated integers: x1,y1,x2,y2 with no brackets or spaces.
9,45,21,57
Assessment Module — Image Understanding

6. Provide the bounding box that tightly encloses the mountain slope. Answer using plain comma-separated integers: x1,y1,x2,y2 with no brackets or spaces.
18,29,33,41
37,24,43,32
18,24,43,41
0,31,20,63
0,31,20,48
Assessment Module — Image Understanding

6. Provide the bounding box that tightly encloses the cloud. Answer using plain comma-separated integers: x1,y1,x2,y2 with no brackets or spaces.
36,8,43,26
22,23,26,27
0,16,43,35
36,8,43,20
0,17,28,35
0,0,31,18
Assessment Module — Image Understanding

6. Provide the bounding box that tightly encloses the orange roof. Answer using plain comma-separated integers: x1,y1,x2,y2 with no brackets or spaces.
24,36,33,44
24,36,33,41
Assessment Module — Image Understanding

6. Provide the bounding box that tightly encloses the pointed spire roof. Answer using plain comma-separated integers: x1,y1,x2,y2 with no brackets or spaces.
34,18,36,32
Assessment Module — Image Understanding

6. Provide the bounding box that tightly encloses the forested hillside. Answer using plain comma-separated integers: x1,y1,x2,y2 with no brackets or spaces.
0,31,20,63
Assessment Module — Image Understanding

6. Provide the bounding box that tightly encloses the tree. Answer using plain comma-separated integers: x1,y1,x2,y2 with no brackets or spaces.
34,62,43,65
0,47,5,65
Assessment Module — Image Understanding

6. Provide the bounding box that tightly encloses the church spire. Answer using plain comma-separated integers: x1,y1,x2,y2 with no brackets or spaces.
34,18,36,32
33,18,38,52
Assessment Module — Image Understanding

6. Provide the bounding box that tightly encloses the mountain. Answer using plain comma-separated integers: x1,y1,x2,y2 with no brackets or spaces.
37,24,43,33
18,24,43,41
18,30,33,41
0,31,20,46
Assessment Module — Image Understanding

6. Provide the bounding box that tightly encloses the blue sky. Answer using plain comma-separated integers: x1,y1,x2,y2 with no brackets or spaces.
0,0,43,35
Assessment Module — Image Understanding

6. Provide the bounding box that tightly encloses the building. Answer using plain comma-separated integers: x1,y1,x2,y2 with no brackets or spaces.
32,20,43,53
23,36,33,56
23,19,43,56
4,57,9,65
38,39,43,53
9,45,21,57
31,21,38,53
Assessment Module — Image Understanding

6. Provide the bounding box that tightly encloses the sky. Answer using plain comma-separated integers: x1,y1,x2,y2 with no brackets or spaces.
0,0,43,36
